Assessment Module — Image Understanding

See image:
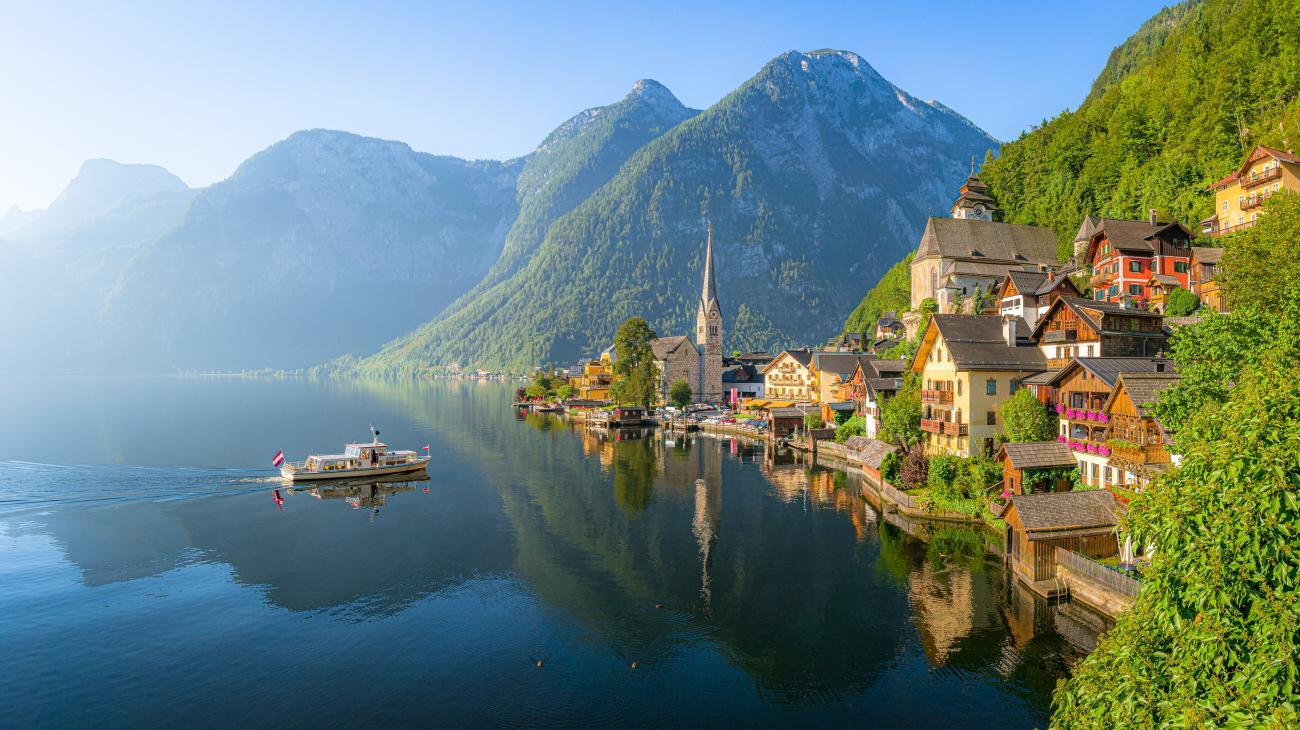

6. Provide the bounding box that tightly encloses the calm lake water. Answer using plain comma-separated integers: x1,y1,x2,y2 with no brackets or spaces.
0,376,1103,728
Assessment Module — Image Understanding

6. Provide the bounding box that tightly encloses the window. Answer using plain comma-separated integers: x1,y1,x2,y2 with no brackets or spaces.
1009,380,1018,394
1129,284,1142,296
985,378,997,395
956,380,962,396
1174,261,1187,273
983,438,995,457
986,411,996,425
1129,260,1143,273
1222,201,1228,212
1274,183,1281,193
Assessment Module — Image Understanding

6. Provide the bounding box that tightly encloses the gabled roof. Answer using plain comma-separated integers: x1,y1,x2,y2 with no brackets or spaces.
762,348,813,374
1002,270,1081,299
1044,357,1175,389
1009,491,1120,538
812,352,871,379
1213,145,1300,189
1191,247,1223,265
918,314,1046,372
866,377,904,399
1030,297,1163,340
915,217,1059,266
651,335,696,360
1105,372,1181,418
843,436,898,469
722,363,759,383
997,441,1077,470
1089,218,1173,255
1148,273,1181,288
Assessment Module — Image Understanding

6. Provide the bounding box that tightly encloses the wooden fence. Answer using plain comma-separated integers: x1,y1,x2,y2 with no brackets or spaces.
1055,547,1141,601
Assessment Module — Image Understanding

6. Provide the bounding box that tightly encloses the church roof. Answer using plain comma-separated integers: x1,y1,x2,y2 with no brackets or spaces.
651,335,697,360
701,223,720,313
916,218,1058,266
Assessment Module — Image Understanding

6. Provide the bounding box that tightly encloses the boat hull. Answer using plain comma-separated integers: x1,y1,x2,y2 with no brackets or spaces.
280,457,431,483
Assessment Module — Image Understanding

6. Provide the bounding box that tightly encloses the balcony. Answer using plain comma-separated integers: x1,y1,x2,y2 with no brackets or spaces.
1208,219,1257,237
1042,329,1078,344
1241,166,1282,190
941,421,968,436
1109,443,1169,465
920,389,953,405
1241,194,1270,211
920,418,942,434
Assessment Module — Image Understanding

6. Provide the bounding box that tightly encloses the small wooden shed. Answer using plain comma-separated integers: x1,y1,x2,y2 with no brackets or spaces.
1004,491,1120,583
996,441,1078,495
843,436,898,481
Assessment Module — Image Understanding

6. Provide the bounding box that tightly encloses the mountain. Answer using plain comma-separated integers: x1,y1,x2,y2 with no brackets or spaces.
978,0,1300,251
0,160,195,372
98,130,522,371
431,79,699,325
357,50,998,373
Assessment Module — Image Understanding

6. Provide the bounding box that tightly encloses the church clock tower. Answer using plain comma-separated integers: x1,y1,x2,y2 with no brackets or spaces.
695,223,724,402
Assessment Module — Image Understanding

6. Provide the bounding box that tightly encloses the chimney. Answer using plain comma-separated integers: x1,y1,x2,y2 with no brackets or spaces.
1149,208,1158,226
1002,316,1018,347
1046,270,1056,282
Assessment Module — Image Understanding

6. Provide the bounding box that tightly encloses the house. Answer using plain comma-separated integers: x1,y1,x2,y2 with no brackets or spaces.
843,436,898,482
825,332,864,352
573,351,615,401
1030,297,1167,369
911,314,1047,458
721,362,764,403
1004,491,1121,584
847,358,906,438
762,349,815,402
1104,372,1180,489
766,405,817,439
811,352,873,404
995,269,1081,329
1144,274,1182,314
1084,213,1193,307
910,175,1059,310
1203,145,1300,237
1042,357,1175,488
1189,247,1225,313
874,311,905,340
997,441,1078,495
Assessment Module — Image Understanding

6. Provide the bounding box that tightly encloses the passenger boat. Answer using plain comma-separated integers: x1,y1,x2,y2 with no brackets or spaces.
279,427,430,482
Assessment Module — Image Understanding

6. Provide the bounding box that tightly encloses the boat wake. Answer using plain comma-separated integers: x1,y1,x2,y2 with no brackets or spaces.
0,460,282,514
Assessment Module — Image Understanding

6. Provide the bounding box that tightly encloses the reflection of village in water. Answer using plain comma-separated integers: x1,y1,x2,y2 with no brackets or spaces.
525,409,1110,682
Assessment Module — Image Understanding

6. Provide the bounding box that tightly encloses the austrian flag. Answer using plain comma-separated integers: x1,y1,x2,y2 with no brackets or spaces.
272,450,285,468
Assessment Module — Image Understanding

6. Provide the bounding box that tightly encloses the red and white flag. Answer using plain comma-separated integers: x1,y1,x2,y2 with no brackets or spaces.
271,450,285,468
422,444,430,453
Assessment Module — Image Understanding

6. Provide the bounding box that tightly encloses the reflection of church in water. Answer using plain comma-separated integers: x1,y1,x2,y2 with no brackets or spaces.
659,434,724,612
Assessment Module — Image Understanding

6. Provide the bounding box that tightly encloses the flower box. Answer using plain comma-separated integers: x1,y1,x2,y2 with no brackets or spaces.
1087,443,1099,454
1086,410,1097,421
1098,446,1112,456
1055,403,1065,414
1098,414,1109,424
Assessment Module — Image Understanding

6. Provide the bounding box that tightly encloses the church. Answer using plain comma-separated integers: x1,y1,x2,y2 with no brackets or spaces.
651,225,724,404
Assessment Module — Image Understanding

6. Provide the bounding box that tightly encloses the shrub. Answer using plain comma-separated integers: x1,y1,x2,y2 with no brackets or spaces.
898,445,928,490
927,454,961,493
834,415,865,443
803,412,823,430
1165,286,1199,316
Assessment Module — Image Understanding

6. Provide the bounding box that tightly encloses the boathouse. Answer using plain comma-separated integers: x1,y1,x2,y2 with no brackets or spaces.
996,441,1077,495
1004,490,1120,583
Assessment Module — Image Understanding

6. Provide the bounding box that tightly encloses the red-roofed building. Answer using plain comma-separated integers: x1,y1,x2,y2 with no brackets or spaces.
1203,145,1300,237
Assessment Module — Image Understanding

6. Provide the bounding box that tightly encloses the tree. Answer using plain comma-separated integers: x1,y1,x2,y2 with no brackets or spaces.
803,412,823,431
879,374,922,446
555,383,574,401
1164,286,1199,316
897,445,928,490
611,317,660,407
834,415,865,443
833,408,854,426
1221,191,1300,313
668,379,692,410
1000,388,1056,442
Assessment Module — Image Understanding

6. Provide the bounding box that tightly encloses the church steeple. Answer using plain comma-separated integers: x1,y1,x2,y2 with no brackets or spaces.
695,221,723,402
700,221,719,312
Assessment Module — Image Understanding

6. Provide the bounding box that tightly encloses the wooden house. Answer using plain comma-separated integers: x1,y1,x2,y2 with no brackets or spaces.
1004,491,1121,583
1104,372,1180,487
767,406,814,439
1084,213,1193,307
996,441,1077,495
1189,247,1225,312
995,269,1081,329
1144,274,1182,314
1030,297,1167,369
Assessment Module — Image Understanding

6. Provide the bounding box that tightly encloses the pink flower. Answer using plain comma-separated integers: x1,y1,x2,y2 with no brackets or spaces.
1087,443,1099,454
1099,414,1109,424
1055,403,1065,414
1057,435,1067,443
1099,446,1112,456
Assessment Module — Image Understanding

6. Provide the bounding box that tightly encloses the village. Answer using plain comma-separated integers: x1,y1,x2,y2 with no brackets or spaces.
517,144,1300,620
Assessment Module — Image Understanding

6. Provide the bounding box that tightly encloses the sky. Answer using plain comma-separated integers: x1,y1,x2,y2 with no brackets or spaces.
0,0,1171,214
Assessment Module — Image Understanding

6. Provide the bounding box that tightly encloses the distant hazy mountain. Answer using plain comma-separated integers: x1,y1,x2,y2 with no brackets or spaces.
0,160,194,372
98,130,522,370
359,50,998,373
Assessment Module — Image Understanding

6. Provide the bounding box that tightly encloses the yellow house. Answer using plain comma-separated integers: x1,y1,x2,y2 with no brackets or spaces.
911,315,1048,457
1204,145,1300,237
573,351,615,401
761,349,815,402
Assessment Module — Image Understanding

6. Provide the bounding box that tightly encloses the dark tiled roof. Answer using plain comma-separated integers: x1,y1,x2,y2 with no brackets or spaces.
651,335,695,360
867,359,908,378
1034,297,1164,340
763,348,813,373
1046,357,1176,388
999,441,1077,470
1112,372,1181,417
917,218,1059,265
1010,491,1120,535
930,315,1047,371
722,363,759,383
813,352,871,378
1150,274,1180,287
866,377,903,398
843,436,898,469
1073,214,1101,243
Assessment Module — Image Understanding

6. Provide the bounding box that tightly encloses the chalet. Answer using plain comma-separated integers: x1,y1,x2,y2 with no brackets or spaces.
1030,297,1167,370
1085,213,1193,307
910,175,1059,310
1004,491,1121,584
911,314,1047,458
1104,372,1180,488
848,358,906,438
721,362,764,402
811,352,874,405
995,269,1081,329
874,311,905,340
1204,145,1300,237
997,441,1078,495
762,349,815,402
1189,247,1225,313
1041,357,1175,488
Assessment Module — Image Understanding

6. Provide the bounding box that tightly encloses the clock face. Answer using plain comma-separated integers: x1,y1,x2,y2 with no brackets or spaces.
974,205,985,216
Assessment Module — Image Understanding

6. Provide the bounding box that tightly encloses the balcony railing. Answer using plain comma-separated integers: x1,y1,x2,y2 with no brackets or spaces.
1209,219,1258,237
920,418,942,434
920,389,953,404
1241,194,1270,211
1241,166,1282,190
1109,444,1169,465
1042,329,1078,344
941,421,968,436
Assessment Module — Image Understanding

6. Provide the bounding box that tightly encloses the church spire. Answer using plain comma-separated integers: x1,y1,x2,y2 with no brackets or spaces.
701,221,719,310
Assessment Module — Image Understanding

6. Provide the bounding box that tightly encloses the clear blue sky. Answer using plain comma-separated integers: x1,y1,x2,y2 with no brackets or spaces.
0,0,1170,213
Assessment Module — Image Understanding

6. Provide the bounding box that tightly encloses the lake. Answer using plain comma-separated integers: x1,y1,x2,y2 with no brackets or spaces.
0,376,1102,728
